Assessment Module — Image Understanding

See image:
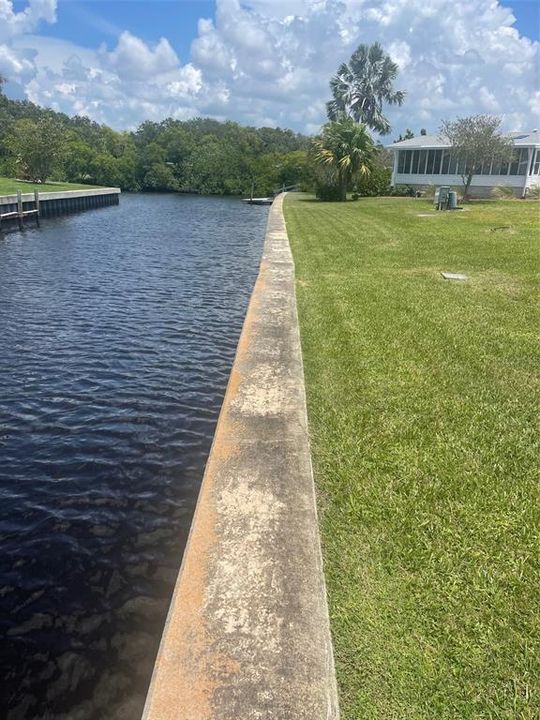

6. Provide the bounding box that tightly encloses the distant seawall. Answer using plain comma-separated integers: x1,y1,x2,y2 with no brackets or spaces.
142,193,339,720
0,187,120,221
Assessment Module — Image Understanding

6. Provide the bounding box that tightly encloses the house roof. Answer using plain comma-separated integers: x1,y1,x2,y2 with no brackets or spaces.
389,134,446,149
510,130,540,146
388,130,540,150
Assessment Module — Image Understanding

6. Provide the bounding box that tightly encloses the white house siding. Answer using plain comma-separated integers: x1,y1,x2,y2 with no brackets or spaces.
393,173,526,198
389,132,540,198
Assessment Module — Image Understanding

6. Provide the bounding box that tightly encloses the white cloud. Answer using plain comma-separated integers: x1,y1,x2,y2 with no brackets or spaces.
0,0,56,40
0,43,34,78
192,0,539,133
167,65,203,98
388,40,411,70
1,0,539,136
531,90,540,119
0,0,57,82
101,31,179,81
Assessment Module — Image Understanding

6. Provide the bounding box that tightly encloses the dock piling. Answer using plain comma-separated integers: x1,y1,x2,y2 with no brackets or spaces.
34,190,41,227
17,191,23,231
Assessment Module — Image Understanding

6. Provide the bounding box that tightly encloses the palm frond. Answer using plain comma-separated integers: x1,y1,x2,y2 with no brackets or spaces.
325,42,405,134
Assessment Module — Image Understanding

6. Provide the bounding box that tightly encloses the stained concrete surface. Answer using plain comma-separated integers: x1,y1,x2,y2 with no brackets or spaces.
142,194,339,720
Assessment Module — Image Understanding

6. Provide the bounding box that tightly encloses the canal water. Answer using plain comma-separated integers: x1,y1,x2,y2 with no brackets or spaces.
0,193,269,719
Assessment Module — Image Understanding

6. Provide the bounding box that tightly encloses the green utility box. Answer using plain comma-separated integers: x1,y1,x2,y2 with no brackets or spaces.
435,185,451,210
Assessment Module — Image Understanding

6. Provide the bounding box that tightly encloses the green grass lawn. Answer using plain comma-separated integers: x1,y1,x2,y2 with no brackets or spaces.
0,177,102,195
285,195,539,720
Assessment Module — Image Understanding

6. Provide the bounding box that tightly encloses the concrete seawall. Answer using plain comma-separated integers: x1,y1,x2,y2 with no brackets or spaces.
0,187,120,220
142,194,339,720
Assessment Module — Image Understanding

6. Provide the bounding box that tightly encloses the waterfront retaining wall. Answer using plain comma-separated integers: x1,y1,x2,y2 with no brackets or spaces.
142,193,339,720
0,187,120,221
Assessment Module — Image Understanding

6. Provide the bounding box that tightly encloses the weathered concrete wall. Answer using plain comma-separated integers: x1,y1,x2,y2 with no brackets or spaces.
142,193,339,720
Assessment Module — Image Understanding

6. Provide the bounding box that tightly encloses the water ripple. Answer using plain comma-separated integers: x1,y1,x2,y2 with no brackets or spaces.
0,193,268,719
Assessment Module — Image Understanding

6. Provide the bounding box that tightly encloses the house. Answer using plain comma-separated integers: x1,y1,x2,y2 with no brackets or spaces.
388,130,540,198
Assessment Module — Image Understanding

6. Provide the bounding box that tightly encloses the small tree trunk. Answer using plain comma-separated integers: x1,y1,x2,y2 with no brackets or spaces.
463,172,474,201
339,173,347,202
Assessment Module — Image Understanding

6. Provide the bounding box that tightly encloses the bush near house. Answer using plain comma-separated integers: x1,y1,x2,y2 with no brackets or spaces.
316,183,347,201
391,184,416,196
354,166,392,196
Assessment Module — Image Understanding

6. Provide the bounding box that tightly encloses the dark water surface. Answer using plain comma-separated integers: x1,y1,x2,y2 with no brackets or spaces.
0,193,268,719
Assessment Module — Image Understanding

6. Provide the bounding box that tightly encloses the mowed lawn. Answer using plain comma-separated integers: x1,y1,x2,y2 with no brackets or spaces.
0,177,102,195
285,196,539,720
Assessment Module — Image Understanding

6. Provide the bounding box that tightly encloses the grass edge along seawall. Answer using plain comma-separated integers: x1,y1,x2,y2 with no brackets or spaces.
0,177,106,195
284,193,539,720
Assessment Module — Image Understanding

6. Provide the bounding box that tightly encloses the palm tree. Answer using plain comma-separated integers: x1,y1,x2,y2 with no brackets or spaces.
313,116,375,201
327,42,405,135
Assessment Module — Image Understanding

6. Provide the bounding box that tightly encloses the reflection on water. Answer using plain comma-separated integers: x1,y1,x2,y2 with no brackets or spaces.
0,193,268,719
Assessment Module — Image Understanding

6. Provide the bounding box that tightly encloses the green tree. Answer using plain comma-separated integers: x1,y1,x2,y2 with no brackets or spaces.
116,149,140,191
159,124,194,166
187,135,242,194
64,137,96,183
90,153,122,187
327,42,405,135
395,129,414,142
313,117,375,201
277,150,310,190
440,114,513,200
6,117,64,181
245,151,308,197
143,163,178,191
354,165,392,196
374,142,394,169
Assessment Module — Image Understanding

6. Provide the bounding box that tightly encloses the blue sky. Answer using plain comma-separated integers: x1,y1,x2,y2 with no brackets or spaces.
16,1,216,58
13,1,539,47
500,1,540,40
2,1,539,134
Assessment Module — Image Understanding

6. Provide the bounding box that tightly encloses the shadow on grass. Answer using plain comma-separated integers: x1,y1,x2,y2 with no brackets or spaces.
295,198,357,204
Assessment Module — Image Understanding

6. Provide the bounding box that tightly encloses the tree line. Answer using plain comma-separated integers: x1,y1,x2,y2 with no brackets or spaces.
0,62,395,199
0,79,311,196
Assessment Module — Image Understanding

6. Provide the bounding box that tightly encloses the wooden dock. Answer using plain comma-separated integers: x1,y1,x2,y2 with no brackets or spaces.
241,197,274,206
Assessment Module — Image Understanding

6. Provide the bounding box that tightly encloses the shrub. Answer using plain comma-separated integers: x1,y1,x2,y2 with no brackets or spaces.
354,166,392,196
391,184,415,197
316,183,345,201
